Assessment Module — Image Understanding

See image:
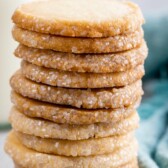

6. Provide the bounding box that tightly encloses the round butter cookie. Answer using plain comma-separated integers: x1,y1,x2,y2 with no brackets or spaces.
21,61,144,88
12,0,144,37
9,107,139,140
14,161,138,168
5,131,138,168
11,91,140,125
12,26,143,54
10,71,143,109
15,42,148,73
15,131,135,156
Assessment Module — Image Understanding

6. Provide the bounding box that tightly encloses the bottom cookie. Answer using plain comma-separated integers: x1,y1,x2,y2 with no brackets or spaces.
14,160,138,168
5,131,138,168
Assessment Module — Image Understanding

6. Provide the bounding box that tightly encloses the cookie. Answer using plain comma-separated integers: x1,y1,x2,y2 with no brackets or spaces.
9,107,139,140
11,91,140,125
10,71,143,109
12,0,144,38
21,61,144,88
12,26,143,54
15,42,148,73
5,131,138,168
15,130,135,156
14,161,138,168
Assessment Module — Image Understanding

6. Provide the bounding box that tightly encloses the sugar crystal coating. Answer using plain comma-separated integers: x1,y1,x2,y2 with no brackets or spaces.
10,71,143,109
15,41,148,73
15,130,136,157
11,91,141,125
14,160,139,168
12,26,144,54
5,131,138,168
9,107,139,140
21,60,145,88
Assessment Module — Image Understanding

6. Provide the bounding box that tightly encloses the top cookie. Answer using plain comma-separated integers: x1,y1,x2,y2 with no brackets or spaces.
12,0,144,37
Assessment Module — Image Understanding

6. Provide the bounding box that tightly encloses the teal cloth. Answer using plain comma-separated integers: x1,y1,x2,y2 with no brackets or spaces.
137,81,168,168
137,13,168,168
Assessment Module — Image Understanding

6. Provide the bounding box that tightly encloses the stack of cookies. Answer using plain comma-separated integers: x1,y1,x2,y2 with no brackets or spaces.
5,0,148,167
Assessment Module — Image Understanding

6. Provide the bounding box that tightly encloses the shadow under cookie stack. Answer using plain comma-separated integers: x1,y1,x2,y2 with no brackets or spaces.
5,0,148,168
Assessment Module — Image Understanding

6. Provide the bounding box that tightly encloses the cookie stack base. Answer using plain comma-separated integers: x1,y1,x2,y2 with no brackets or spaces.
5,131,139,168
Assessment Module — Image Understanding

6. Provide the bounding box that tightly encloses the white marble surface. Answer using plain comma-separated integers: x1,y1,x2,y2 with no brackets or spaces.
0,131,13,168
